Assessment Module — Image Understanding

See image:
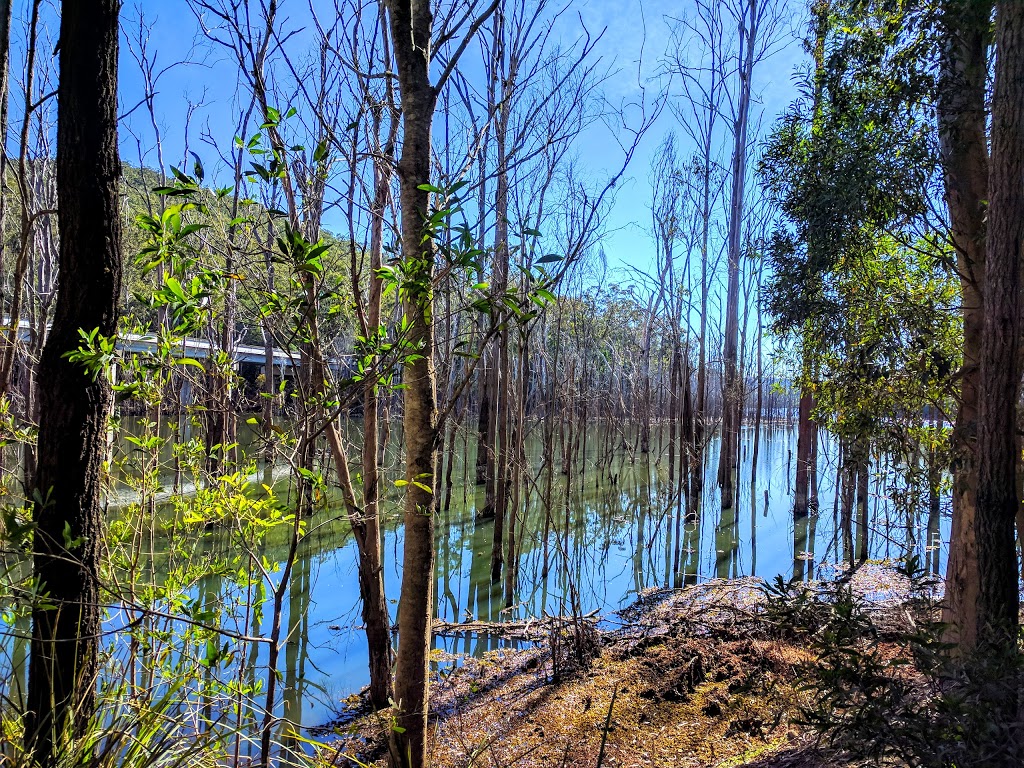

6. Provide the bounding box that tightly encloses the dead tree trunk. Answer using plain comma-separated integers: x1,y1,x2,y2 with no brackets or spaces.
718,0,757,509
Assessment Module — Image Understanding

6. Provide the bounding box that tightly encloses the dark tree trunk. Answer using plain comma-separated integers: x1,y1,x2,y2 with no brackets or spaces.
358,138,396,710
474,352,492,488
975,0,1024,668
793,388,815,518
937,0,992,652
25,0,122,761
0,0,12,334
856,450,869,563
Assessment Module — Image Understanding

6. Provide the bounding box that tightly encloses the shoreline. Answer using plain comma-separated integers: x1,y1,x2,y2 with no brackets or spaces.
318,565,925,767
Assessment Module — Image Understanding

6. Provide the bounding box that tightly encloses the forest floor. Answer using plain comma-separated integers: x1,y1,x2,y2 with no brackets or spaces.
320,566,918,768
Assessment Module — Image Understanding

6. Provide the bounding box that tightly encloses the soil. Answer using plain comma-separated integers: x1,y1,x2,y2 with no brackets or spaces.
319,567,921,768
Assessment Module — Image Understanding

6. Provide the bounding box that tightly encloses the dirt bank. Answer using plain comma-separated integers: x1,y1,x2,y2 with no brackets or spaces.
321,567,920,767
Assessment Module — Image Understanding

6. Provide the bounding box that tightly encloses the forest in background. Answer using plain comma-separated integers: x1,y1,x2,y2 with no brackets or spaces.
0,0,1023,766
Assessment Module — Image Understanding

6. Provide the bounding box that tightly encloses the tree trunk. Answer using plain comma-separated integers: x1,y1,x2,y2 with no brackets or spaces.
937,0,992,652
856,448,869,563
794,387,815,519
793,2,827,522
0,0,13,356
974,0,1024,668
0,0,41,399
25,0,122,761
387,0,438,762
358,134,396,709
718,0,756,509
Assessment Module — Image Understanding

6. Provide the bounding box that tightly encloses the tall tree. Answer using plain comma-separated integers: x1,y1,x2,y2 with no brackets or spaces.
937,0,992,652
792,0,829,521
384,0,499,763
386,0,438,759
24,0,122,761
974,0,1024,671
665,2,730,512
718,0,785,509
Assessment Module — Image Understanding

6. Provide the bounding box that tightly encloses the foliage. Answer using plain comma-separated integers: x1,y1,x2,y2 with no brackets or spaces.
805,237,959,454
763,561,1024,766
761,0,939,335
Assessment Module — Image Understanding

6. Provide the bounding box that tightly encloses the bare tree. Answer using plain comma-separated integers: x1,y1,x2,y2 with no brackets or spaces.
717,0,788,509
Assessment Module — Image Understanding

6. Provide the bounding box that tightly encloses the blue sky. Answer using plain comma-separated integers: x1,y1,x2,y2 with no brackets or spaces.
564,0,808,280
13,0,810,283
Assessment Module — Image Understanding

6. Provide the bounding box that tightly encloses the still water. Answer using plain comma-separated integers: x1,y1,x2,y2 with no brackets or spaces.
0,421,949,745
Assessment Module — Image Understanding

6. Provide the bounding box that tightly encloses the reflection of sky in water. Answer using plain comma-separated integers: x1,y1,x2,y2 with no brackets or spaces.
0,423,951,746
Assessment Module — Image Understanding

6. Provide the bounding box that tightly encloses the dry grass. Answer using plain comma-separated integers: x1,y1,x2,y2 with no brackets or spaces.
322,567,919,768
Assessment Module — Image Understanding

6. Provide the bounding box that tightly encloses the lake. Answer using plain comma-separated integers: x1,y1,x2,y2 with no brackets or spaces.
0,420,949,753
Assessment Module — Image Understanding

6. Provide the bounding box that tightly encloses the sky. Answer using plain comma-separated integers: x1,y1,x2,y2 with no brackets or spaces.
12,0,811,288
564,0,808,281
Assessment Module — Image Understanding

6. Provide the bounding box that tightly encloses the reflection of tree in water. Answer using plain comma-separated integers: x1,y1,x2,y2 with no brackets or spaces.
280,541,311,758
793,508,817,583
0,423,952,739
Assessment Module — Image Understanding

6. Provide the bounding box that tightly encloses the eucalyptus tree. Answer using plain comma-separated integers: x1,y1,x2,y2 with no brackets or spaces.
493,68,618,604
340,0,401,711
792,0,828,521
24,0,122,762
294,0,401,710
717,0,789,510
762,0,937,532
663,2,729,499
383,0,502,761
468,0,603,544
973,0,1024,680
935,0,991,652
649,133,691,509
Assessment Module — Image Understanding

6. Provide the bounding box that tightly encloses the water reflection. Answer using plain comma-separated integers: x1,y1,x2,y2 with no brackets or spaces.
0,423,951,741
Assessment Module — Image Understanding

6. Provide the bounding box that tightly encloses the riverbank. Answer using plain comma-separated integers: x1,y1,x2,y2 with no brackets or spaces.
320,565,925,767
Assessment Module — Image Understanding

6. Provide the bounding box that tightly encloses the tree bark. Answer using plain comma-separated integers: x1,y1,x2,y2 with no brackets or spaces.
358,117,396,709
387,0,438,762
718,0,757,509
25,0,122,761
974,0,1024,666
937,0,992,652
794,387,815,518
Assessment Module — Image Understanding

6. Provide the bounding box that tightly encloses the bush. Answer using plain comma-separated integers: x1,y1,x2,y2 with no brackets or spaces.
761,560,1024,767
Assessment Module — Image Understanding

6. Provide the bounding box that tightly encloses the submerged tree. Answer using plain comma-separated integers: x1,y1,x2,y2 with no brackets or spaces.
717,0,788,509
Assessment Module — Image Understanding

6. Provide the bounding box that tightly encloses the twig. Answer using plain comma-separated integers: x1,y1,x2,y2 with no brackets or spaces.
596,683,618,768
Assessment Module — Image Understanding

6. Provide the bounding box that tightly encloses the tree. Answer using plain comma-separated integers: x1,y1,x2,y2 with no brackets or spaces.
792,0,829,522
974,0,1024,681
384,0,499,763
664,5,728,513
936,0,992,653
386,1,438,761
718,0,787,509
24,0,122,761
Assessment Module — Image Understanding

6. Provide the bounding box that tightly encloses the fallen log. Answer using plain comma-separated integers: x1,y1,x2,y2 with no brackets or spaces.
431,610,600,641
